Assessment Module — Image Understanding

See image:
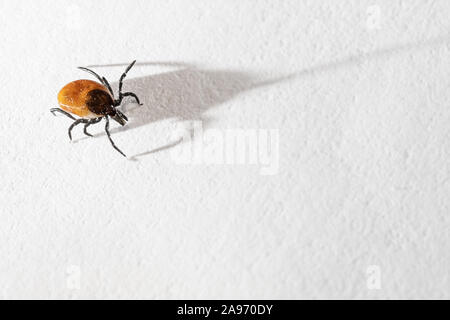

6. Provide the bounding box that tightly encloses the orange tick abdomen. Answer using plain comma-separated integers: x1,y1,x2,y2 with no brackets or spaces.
57,79,112,118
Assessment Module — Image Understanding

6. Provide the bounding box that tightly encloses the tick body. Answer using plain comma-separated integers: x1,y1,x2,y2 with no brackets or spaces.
51,60,142,157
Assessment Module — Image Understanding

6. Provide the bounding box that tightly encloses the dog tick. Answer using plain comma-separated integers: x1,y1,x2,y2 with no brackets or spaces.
50,60,142,157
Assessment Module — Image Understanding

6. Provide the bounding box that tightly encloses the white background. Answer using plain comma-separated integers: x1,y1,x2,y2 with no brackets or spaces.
1,0,449,299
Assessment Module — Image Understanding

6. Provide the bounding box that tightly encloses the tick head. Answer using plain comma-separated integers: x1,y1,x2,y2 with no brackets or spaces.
111,109,128,126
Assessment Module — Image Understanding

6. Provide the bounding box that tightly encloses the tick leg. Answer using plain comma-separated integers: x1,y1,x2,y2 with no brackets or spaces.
105,116,126,157
68,119,88,141
121,92,143,105
83,124,93,137
83,118,102,137
118,60,137,101
102,77,115,99
50,108,76,120
78,66,104,83
78,66,115,98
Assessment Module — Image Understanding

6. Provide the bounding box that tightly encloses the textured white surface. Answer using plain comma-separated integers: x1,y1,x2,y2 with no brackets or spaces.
0,0,449,299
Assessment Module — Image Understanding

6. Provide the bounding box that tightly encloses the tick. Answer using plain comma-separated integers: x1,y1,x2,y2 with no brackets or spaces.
50,60,142,157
